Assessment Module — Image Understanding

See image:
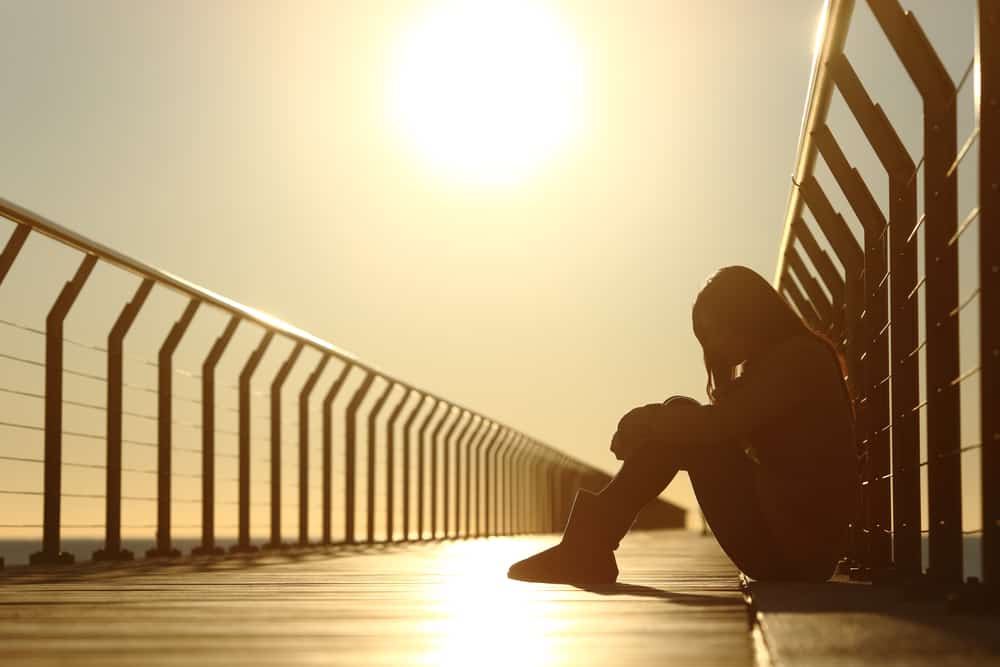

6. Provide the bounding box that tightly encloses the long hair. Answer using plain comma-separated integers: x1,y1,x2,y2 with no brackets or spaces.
692,265,849,406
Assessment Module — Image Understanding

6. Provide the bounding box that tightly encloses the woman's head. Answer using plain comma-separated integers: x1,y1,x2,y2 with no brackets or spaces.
692,265,815,400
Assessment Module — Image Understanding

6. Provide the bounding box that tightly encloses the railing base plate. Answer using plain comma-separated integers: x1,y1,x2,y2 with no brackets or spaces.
145,547,182,559
29,550,75,566
92,548,134,562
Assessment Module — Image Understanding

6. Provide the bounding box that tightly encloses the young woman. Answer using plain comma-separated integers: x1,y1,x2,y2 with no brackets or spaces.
507,265,857,584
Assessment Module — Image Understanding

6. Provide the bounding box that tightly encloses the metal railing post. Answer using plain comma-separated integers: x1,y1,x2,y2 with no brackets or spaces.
821,57,922,576
431,405,455,539
344,371,375,544
147,298,200,559
442,409,464,538
401,394,427,541
508,436,525,535
814,121,892,573
264,342,303,550
488,428,510,536
31,254,97,566
465,416,485,538
798,175,867,563
416,399,440,540
298,354,330,546
501,434,514,535
321,364,352,544
94,278,154,562
868,0,963,584
231,330,274,554
451,411,473,538
497,432,511,535
521,441,533,534
978,0,1000,588
191,314,239,557
366,381,394,544
385,387,413,542
477,423,499,537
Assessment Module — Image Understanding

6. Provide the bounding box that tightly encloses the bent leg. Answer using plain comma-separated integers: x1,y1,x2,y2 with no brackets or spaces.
687,446,793,580
598,395,794,579
595,395,708,542
597,396,699,502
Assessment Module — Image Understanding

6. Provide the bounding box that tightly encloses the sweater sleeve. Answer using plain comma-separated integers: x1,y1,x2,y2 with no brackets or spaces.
659,335,835,448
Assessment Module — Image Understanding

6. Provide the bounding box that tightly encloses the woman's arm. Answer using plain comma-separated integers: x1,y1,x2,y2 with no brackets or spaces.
613,335,836,456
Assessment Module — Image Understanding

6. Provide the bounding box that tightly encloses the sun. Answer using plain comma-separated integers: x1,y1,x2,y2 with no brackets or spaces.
386,1,586,187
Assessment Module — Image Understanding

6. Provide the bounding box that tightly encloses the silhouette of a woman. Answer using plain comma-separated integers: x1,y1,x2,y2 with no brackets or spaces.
508,265,857,584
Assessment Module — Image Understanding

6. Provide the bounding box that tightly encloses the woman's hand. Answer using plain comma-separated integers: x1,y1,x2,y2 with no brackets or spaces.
610,403,666,461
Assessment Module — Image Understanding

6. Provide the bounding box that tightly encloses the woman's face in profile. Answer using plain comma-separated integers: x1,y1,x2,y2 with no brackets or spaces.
695,312,747,367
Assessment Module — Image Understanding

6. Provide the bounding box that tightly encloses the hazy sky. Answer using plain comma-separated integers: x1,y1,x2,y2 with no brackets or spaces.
0,1,981,539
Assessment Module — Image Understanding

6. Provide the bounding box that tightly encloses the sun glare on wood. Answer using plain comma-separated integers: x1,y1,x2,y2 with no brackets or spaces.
386,1,586,187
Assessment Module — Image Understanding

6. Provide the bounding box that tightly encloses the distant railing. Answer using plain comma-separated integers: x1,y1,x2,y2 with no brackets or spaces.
0,198,680,568
774,0,996,594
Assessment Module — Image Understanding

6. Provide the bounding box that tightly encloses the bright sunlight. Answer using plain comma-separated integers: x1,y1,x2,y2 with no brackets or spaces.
386,1,586,187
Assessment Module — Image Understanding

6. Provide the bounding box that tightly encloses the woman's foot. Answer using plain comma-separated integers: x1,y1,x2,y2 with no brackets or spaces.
507,542,618,584
507,489,627,585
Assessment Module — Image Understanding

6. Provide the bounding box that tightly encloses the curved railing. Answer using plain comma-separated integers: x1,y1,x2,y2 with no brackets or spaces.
774,0,996,592
0,197,678,567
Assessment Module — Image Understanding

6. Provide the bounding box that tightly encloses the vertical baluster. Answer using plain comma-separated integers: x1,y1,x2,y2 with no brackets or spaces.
147,299,200,559
298,354,330,546
450,411,472,538
476,428,503,537
416,399,440,540
464,417,484,538
978,0,1000,589
0,225,28,570
94,279,154,561
431,405,455,539
401,394,427,541
496,431,513,536
386,387,413,542
366,380,393,544
477,423,499,537
344,371,375,544
869,0,963,585
321,364,352,544
31,254,97,565
264,342,303,550
230,330,274,554
190,315,240,557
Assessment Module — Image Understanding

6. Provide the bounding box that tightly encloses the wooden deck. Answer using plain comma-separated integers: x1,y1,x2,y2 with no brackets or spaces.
0,530,753,666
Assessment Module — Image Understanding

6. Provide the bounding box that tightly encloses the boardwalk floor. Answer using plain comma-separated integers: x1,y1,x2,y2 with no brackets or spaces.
0,530,753,666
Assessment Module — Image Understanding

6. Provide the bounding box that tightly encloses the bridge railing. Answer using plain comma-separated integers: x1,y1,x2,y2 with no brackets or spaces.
774,0,996,591
0,197,651,568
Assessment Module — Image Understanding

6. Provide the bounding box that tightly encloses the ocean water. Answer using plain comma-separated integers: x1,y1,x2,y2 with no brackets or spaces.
0,535,986,579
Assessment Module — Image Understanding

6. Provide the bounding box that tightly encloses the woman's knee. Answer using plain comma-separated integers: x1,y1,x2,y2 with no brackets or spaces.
662,395,700,408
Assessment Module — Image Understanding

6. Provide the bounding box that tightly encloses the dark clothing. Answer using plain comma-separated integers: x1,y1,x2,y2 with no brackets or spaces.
599,334,857,581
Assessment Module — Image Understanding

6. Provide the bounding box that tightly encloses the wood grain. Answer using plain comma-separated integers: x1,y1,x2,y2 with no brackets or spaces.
0,530,752,666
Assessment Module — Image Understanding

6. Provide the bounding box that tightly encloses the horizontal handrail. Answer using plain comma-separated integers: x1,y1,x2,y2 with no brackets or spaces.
773,0,855,287
0,197,532,446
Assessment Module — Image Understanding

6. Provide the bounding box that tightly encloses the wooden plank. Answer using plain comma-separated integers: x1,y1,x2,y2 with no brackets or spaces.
0,531,752,666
